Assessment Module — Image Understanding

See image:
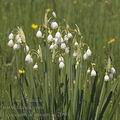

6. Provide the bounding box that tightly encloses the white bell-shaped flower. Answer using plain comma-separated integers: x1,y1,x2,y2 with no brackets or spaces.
8,40,14,47
61,43,66,49
24,45,29,53
33,63,38,70
36,30,42,38
87,68,91,74
74,42,78,46
51,21,58,29
25,54,33,63
59,56,64,63
67,32,72,39
86,47,92,57
65,47,69,54
47,34,53,42
8,33,14,40
59,61,65,69
13,43,20,50
83,52,88,60
49,44,54,50
55,32,61,39
91,68,96,77
73,51,77,57
104,73,109,81
111,67,116,74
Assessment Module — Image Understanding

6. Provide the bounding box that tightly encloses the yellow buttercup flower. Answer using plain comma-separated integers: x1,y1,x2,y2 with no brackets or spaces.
18,69,25,75
31,24,38,30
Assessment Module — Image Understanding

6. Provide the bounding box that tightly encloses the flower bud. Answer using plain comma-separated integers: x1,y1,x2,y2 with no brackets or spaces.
52,11,56,18
87,68,91,74
24,45,29,53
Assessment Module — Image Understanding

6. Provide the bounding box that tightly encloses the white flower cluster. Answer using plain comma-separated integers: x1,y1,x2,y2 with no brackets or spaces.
58,56,64,69
8,28,37,68
7,11,116,77
25,53,33,64
87,67,97,77
83,47,92,60
48,31,71,53
8,28,29,52
104,67,116,81
34,12,73,69
34,11,93,70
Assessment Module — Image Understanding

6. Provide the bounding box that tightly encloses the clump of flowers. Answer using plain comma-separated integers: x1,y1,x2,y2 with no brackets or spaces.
104,57,116,81
7,9,116,82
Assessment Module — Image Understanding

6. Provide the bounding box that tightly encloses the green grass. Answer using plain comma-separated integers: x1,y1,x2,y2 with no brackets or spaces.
0,0,120,120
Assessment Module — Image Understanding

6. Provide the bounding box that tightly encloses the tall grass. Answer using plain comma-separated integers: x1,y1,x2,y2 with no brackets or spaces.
0,0,120,120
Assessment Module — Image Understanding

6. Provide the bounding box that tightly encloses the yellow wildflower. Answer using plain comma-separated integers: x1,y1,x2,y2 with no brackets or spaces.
18,69,25,75
31,24,38,30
